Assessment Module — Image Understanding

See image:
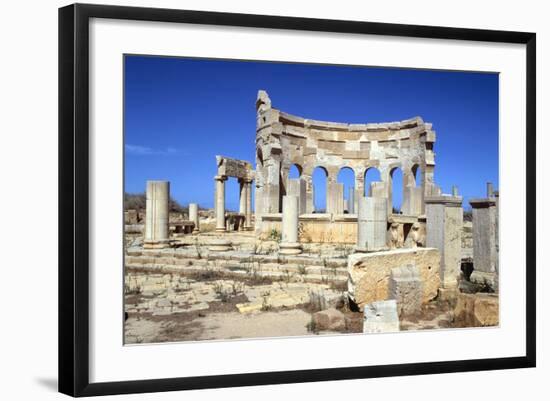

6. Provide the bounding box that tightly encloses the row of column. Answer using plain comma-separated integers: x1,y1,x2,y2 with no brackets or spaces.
214,175,253,232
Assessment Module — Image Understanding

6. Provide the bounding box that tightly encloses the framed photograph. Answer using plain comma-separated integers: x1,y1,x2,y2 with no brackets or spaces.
58,3,536,397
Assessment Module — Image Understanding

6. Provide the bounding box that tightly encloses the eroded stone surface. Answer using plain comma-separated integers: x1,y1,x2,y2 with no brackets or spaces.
454,292,499,327
389,264,423,316
363,300,400,333
348,248,440,309
312,308,346,331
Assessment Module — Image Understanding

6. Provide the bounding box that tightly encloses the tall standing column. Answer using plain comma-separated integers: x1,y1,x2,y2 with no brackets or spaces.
425,195,463,289
214,175,227,232
356,196,388,252
279,195,302,255
189,203,199,234
244,179,253,230
144,180,170,249
239,179,246,215
348,187,356,214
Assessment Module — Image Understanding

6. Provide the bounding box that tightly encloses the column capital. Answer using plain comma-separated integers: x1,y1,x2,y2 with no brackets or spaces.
425,195,463,207
214,175,227,182
469,198,497,208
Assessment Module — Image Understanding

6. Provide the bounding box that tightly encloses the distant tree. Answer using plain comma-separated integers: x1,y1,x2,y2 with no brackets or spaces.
124,192,187,213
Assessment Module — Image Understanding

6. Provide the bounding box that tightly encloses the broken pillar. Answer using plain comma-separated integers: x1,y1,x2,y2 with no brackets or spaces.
425,195,463,289
287,178,307,215
389,264,423,316
189,203,199,234
214,175,227,232
144,180,170,249
279,195,302,255
356,196,388,252
469,197,498,291
486,182,494,198
363,300,400,333
402,186,424,215
327,182,344,214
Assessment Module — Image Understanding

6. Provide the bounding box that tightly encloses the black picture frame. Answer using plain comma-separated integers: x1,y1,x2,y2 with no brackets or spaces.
58,3,536,397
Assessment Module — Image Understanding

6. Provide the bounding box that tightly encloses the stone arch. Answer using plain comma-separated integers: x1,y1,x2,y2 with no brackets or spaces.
312,166,329,213
337,167,355,213
390,166,404,213
289,163,302,179
411,163,423,187
364,166,382,197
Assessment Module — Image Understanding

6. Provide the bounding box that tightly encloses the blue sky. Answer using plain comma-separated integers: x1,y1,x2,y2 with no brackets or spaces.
124,55,498,211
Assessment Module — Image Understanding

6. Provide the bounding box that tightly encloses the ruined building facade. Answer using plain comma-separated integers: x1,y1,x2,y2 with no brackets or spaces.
253,90,440,220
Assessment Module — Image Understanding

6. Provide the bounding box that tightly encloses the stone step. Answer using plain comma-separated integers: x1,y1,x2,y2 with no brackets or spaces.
125,256,348,278
126,247,348,268
125,263,347,285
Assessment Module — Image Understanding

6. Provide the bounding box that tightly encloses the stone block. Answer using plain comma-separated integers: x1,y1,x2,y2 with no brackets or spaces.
453,293,499,327
470,271,498,292
363,300,400,333
389,264,423,316
309,289,344,311
312,308,346,331
348,248,440,310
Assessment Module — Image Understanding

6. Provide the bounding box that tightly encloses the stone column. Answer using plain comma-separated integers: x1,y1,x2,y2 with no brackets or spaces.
469,197,498,291
356,196,388,252
486,182,494,198
425,195,463,289
407,186,424,215
189,203,199,234
348,187,356,214
287,178,306,215
355,169,365,211
244,180,253,230
327,182,344,214
279,195,302,255
214,175,227,232
144,180,170,249
239,179,246,215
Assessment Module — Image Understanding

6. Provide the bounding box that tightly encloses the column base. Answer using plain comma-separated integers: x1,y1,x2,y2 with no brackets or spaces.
143,239,171,249
192,229,200,234
215,227,226,233
279,242,302,255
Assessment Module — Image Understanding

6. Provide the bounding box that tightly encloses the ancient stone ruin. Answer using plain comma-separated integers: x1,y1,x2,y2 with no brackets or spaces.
124,90,499,343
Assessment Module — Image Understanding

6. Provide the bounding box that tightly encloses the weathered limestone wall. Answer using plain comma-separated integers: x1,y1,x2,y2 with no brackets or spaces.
255,90,436,222
260,214,357,243
347,248,441,310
